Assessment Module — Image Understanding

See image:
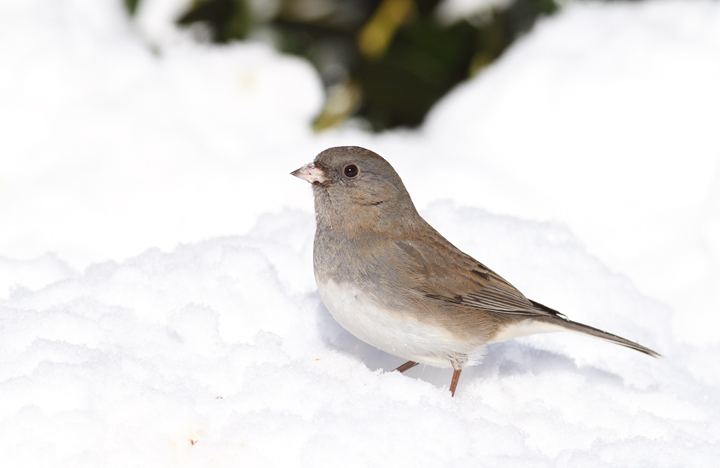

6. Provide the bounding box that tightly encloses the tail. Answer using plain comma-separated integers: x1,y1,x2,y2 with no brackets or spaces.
527,300,660,357
541,315,661,358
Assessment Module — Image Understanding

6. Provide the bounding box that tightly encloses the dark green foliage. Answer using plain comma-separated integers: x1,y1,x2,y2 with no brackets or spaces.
505,0,558,35
124,0,141,16
357,19,478,130
177,0,251,41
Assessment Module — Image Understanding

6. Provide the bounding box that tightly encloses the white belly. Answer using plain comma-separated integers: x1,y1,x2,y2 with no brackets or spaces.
316,278,483,368
488,319,567,343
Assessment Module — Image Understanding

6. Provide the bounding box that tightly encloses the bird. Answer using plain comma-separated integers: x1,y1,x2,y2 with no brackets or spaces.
291,146,659,397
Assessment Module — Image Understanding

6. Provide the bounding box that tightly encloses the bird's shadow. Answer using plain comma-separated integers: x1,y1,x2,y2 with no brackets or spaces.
314,297,626,393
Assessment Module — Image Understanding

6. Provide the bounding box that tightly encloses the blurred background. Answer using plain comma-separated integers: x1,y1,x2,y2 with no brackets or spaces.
128,0,559,131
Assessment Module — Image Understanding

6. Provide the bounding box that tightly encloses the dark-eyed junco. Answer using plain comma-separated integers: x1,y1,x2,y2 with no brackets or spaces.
292,146,659,396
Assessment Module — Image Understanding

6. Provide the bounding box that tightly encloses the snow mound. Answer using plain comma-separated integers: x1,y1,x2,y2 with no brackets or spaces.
1,210,717,466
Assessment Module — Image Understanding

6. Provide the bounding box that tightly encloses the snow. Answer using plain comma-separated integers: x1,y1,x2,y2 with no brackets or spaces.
1,0,719,466
435,0,514,25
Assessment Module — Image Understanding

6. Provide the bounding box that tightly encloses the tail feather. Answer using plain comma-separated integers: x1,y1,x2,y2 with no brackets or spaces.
546,316,661,358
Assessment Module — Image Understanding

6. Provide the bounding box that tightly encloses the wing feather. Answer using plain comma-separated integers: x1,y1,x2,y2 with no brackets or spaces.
394,236,564,319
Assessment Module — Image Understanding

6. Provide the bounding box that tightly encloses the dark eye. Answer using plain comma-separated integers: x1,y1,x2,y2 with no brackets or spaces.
343,164,359,178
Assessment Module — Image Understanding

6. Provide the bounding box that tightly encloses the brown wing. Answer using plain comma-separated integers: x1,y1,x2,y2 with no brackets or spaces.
394,235,565,319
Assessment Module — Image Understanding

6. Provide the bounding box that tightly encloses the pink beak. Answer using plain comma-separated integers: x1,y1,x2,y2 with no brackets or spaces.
291,163,328,184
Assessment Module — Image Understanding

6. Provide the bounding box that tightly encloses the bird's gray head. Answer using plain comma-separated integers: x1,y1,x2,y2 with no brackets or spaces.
291,146,420,235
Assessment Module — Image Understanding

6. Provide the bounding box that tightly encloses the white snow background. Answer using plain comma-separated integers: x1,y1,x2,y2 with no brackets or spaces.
1,0,720,466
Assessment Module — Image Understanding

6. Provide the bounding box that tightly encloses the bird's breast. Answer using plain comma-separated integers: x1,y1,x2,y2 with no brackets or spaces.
315,277,482,368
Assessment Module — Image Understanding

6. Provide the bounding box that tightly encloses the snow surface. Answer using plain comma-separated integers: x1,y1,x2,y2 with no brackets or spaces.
1,0,720,466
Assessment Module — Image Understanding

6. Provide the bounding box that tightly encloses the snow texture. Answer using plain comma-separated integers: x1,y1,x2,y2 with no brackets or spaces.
1,0,719,466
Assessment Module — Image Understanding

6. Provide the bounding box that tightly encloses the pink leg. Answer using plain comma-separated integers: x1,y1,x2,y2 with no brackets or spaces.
449,368,462,397
394,361,419,373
